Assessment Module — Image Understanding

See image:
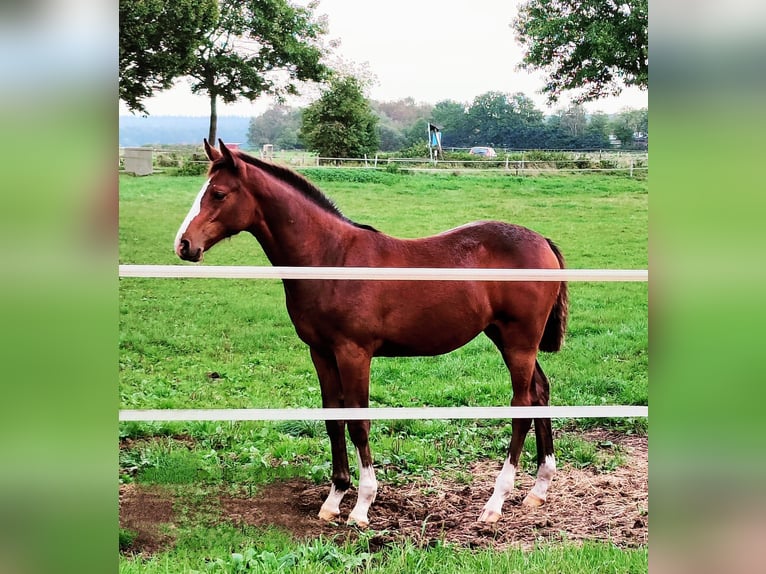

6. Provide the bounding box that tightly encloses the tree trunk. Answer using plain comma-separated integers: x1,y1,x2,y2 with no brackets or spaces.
208,94,218,144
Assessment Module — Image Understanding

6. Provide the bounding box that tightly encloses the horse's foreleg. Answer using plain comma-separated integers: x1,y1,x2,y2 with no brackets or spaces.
311,349,350,523
523,361,556,507
347,419,377,528
319,418,350,522
335,345,377,528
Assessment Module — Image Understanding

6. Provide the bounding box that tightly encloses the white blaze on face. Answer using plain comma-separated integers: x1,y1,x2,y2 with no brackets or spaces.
174,178,210,253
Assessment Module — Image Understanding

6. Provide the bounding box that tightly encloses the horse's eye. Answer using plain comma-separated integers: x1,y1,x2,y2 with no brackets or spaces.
211,190,226,201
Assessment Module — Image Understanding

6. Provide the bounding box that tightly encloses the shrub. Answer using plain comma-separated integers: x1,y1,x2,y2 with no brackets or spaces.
175,161,209,177
298,167,401,184
397,141,430,158
574,155,592,169
384,161,401,174
154,152,181,168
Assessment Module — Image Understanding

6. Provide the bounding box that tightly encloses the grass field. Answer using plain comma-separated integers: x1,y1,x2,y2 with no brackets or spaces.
119,169,648,572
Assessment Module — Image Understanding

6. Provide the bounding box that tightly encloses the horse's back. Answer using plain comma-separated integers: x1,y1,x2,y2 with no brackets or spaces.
408,220,559,270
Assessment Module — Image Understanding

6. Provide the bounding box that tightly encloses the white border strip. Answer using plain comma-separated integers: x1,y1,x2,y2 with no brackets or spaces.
119,265,647,282
119,405,647,422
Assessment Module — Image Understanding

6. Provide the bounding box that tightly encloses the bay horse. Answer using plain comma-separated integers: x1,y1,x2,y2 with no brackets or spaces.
175,140,568,527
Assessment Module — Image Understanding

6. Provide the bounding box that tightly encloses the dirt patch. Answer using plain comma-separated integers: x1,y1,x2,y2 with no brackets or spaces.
119,484,177,555
120,430,647,555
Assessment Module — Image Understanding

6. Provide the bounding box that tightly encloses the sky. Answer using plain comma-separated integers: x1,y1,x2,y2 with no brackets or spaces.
119,0,648,117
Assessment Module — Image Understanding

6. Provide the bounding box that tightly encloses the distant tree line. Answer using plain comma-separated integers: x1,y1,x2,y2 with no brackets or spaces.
247,89,648,154
121,1,646,151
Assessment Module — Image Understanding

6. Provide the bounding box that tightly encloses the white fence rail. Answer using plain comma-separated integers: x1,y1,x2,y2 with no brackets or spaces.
119,406,648,422
119,265,648,422
119,265,647,282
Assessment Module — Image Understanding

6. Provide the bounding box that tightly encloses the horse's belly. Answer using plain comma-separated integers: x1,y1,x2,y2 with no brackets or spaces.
374,311,487,357
375,333,479,357
288,281,496,356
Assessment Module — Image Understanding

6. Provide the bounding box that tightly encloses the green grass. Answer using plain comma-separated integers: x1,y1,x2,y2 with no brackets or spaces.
121,530,647,574
119,170,647,571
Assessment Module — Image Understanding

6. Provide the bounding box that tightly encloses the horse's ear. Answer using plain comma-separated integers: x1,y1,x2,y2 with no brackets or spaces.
218,139,241,171
203,139,221,162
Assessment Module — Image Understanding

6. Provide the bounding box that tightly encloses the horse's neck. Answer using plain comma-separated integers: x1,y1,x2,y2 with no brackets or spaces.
248,179,350,267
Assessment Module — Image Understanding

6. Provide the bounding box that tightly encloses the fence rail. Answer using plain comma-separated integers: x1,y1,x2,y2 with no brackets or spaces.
118,265,647,282
120,406,648,422
119,265,648,423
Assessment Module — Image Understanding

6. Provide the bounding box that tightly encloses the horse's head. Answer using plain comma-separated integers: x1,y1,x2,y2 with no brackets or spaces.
174,139,260,262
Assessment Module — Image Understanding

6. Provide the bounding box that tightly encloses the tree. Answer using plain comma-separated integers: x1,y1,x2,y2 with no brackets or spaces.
372,98,433,152
464,92,545,148
247,105,303,149
466,92,512,147
401,118,430,149
506,93,547,148
377,123,406,152
300,75,379,158
119,0,218,114
189,0,331,144
513,0,648,103
559,105,588,139
611,108,648,148
582,112,611,149
431,100,469,147
375,98,434,128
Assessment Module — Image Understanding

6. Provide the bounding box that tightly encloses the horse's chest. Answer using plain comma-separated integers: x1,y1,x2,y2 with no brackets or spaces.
283,287,355,344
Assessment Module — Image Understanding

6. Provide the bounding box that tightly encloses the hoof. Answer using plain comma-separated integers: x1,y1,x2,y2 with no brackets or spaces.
347,513,369,529
318,507,340,522
522,493,545,508
477,508,502,523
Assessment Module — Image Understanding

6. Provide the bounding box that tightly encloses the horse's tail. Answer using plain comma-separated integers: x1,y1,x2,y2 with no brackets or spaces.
539,239,568,353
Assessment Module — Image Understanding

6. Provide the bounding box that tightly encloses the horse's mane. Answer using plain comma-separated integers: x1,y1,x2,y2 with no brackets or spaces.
212,152,378,232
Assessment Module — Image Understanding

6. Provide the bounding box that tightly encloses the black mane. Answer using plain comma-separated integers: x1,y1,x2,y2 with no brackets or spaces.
213,152,378,232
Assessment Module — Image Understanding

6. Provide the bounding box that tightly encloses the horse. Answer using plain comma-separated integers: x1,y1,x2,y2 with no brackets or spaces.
175,140,568,527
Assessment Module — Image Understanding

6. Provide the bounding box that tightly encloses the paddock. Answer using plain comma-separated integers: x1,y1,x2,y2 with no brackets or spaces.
118,170,648,565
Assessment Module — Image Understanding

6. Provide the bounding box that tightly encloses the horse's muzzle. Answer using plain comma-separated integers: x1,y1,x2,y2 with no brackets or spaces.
177,238,203,262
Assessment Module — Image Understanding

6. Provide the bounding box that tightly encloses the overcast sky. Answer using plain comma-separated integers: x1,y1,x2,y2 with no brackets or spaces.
119,0,648,117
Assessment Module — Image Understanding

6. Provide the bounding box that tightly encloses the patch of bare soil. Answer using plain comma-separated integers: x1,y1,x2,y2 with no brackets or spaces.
120,430,647,555
119,483,177,555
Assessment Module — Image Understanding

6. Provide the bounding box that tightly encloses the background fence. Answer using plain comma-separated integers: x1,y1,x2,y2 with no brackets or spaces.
118,147,648,177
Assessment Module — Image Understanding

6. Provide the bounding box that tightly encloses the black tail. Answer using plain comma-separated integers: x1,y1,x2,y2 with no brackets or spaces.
539,239,568,352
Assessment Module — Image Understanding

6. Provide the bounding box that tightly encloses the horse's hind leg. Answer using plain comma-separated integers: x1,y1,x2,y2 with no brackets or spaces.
479,405,534,522
522,361,556,508
479,324,539,523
